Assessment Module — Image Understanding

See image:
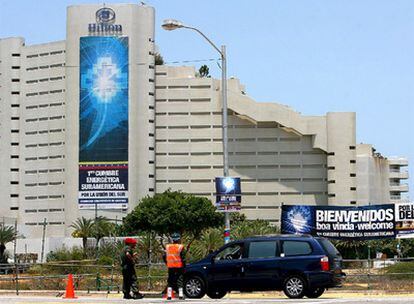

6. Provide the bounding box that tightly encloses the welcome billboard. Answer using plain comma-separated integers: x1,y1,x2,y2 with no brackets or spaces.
78,36,129,209
281,203,414,240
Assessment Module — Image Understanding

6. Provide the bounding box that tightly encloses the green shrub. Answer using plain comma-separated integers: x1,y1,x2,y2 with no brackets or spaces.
385,261,414,280
46,246,84,262
96,240,123,265
97,255,114,266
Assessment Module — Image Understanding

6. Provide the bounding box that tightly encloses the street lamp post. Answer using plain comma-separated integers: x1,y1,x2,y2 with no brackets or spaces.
162,19,231,243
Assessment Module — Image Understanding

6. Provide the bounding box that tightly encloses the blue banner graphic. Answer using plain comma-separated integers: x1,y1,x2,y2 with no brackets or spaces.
79,36,129,209
215,177,242,212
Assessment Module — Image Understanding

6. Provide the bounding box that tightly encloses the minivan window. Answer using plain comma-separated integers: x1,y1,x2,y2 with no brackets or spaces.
282,241,312,256
215,243,244,261
248,241,277,259
318,238,340,256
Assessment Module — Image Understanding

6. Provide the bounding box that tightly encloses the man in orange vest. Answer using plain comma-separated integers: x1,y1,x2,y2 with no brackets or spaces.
163,233,185,299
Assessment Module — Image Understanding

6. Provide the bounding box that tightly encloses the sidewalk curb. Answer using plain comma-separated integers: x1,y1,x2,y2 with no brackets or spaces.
2,289,414,298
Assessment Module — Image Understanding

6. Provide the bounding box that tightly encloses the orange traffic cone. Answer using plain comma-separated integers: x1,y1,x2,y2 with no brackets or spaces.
63,274,77,299
163,287,176,300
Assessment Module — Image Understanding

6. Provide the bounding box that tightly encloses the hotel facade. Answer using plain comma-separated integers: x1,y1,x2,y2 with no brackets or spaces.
0,3,409,243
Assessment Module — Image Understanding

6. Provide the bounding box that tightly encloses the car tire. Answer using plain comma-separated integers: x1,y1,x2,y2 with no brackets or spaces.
283,275,306,299
207,288,227,299
305,287,325,298
183,275,206,299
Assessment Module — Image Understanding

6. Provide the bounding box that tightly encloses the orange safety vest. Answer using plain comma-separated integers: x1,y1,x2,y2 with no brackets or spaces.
166,244,184,268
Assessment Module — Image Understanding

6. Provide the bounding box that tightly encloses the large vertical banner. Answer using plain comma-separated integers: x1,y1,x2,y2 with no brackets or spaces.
79,36,129,209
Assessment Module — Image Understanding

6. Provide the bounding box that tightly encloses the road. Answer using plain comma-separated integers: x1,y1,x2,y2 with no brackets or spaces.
1,295,414,304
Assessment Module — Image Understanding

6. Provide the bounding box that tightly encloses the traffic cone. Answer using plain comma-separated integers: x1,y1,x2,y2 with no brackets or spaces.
163,287,176,300
63,274,77,299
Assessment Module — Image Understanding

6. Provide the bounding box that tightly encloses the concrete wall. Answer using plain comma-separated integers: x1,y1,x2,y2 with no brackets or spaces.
154,66,360,224
0,37,24,224
6,237,82,263
18,41,67,238
356,144,390,205
326,112,357,205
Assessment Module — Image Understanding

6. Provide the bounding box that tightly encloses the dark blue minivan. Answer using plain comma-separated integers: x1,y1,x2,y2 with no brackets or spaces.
183,235,345,299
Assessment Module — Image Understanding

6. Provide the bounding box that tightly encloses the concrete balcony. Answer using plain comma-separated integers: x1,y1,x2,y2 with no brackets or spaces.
389,158,409,166
390,196,411,203
390,184,409,192
389,171,409,179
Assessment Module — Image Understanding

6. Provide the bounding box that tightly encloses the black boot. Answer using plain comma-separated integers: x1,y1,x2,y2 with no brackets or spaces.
132,292,144,299
123,293,132,299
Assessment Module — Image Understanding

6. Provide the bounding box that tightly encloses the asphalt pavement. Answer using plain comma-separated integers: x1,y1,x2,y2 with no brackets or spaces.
1,294,414,304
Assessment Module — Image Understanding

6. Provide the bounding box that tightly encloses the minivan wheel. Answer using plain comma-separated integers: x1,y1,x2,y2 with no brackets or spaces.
283,275,306,299
207,288,227,299
183,275,206,299
305,287,325,298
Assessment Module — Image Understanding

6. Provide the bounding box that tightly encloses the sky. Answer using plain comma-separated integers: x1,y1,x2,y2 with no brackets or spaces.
0,0,413,199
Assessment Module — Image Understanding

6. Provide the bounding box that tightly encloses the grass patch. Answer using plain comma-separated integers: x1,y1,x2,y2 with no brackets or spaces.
384,261,414,280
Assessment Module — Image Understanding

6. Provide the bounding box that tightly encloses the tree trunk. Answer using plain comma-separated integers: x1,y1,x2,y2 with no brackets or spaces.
0,243,6,263
82,237,88,257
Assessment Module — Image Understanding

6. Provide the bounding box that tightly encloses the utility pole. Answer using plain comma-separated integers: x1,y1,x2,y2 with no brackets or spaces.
13,220,17,263
161,19,232,244
40,218,47,263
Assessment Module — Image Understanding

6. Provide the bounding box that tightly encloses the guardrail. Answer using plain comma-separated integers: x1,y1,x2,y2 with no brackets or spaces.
342,257,414,290
0,261,168,295
2,257,414,294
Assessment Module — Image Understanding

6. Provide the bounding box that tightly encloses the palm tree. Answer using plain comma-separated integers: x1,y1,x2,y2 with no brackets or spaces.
92,216,115,249
198,65,210,78
189,228,223,262
137,232,163,263
232,219,279,240
332,240,368,259
70,217,94,253
155,53,164,65
0,225,17,263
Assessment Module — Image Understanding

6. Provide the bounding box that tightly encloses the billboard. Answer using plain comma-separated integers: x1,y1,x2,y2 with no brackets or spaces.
215,177,241,212
281,204,396,240
395,203,414,238
79,36,129,209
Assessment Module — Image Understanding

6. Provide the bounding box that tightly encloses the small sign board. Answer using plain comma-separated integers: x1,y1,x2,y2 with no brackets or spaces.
215,177,241,212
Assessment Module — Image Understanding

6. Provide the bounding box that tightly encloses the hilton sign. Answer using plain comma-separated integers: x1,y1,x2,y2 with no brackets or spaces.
89,7,122,35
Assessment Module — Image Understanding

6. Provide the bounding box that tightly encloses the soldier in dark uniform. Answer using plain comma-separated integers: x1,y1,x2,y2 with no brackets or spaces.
121,238,144,299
